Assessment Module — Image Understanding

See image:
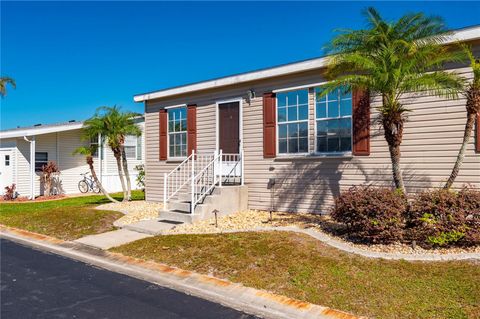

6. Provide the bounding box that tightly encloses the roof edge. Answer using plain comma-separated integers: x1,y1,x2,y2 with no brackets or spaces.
134,25,480,103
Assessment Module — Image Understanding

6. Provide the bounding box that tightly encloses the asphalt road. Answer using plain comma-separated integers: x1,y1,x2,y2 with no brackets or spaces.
1,239,259,319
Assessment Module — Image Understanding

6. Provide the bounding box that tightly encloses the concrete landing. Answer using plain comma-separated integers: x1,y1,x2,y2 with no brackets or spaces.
74,229,152,249
123,219,180,235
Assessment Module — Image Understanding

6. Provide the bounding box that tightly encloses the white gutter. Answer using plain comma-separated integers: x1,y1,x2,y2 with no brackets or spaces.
23,136,36,200
133,26,480,102
1,122,84,139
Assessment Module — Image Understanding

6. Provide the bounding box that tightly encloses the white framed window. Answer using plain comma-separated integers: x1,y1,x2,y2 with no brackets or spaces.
277,89,309,154
168,107,187,158
90,136,101,158
124,135,141,159
5,155,10,166
315,86,352,153
35,152,48,172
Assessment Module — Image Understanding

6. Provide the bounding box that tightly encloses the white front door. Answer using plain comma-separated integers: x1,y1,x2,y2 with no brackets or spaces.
0,150,13,194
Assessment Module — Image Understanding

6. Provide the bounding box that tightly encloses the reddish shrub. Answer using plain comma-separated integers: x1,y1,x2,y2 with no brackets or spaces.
330,186,407,243
407,188,480,248
3,183,16,201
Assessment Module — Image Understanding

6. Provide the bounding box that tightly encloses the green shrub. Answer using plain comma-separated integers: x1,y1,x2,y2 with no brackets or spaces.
330,186,407,243
407,188,480,248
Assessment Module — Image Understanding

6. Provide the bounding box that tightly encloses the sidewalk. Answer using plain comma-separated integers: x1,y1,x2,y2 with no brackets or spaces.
1,225,362,319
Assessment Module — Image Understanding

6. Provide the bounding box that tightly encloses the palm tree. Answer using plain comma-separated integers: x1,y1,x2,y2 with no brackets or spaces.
0,76,16,97
445,46,480,189
83,106,141,201
320,7,466,194
73,145,118,203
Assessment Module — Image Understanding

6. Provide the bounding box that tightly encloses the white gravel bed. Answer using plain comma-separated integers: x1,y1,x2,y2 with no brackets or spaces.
165,210,480,256
96,201,163,226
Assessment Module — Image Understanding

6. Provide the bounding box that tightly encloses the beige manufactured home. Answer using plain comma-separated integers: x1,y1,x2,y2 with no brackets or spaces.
135,26,480,219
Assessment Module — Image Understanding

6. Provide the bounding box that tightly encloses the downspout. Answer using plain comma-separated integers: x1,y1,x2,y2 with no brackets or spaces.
98,133,102,184
23,136,36,200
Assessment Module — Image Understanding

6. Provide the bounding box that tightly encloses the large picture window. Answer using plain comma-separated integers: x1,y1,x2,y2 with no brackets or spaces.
315,86,352,153
168,107,187,158
277,89,309,154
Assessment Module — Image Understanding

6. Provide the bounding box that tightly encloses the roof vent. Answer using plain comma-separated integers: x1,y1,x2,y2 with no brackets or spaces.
69,120,76,123
34,123,42,127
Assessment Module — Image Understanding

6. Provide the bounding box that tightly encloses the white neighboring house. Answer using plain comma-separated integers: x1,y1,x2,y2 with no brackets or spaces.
0,118,145,198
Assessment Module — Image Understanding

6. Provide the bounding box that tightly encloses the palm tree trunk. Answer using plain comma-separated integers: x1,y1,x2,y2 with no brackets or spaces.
445,111,477,189
388,144,406,194
120,145,132,201
113,149,128,201
86,156,118,203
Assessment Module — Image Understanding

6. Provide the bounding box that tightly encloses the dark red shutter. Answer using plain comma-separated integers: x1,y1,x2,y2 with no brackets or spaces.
263,92,276,158
159,109,168,160
476,112,480,153
352,89,370,156
187,104,197,155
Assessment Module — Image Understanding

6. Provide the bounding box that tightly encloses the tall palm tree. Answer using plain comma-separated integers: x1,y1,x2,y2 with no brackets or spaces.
445,46,480,189
73,145,118,203
0,76,16,97
83,106,141,201
320,7,466,194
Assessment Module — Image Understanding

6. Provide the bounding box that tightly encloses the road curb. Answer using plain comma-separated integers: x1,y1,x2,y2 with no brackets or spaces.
0,226,363,319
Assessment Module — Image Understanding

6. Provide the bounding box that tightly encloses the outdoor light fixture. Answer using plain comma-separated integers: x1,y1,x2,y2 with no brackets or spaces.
246,89,256,104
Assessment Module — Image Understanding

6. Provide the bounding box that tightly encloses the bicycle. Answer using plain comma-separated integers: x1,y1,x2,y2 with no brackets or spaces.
78,172,101,194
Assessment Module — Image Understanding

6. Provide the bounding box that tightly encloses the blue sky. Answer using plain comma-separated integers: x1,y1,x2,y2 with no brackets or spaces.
1,1,479,130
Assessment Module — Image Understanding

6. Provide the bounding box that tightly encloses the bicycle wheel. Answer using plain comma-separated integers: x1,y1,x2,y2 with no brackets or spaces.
78,180,89,193
91,181,101,193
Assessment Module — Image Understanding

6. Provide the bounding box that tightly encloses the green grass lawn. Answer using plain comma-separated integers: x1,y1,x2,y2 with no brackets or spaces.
111,231,480,319
0,190,144,240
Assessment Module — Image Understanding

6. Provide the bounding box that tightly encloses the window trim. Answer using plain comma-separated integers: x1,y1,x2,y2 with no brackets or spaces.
313,86,353,156
167,105,188,160
276,89,310,156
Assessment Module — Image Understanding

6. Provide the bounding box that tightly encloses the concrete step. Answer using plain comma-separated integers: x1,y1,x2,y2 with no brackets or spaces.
168,201,191,213
159,210,199,224
123,219,181,235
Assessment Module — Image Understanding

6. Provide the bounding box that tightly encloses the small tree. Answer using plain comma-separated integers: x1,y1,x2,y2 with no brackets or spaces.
83,106,141,201
445,46,480,189
41,161,59,196
73,146,118,203
0,76,16,97
321,7,466,194
135,164,145,191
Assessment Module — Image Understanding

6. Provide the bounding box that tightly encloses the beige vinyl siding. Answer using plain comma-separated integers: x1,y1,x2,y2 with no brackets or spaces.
144,64,480,213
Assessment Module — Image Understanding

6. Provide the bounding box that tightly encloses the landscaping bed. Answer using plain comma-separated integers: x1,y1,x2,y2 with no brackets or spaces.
0,191,144,240
97,201,163,226
111,231,480,319
0,194,66,202
165,210,480,255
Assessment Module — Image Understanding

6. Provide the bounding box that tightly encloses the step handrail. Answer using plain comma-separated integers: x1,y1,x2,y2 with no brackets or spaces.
163,151,195,209
166,152,193,179
191,150,222,213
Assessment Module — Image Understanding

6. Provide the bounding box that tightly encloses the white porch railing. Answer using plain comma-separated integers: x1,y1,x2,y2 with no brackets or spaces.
163,152,194,209
163,149,244,214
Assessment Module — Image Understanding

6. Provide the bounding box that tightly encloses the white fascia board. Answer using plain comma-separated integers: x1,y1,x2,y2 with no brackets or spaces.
133,26,480,103
133,56,330,102
445,27,480,43
0,123,84,139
